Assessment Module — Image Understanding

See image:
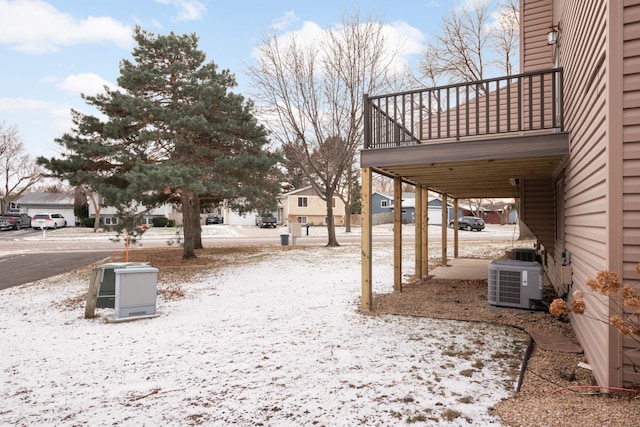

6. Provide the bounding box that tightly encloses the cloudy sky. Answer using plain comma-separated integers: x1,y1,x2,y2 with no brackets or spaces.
0,0,474,159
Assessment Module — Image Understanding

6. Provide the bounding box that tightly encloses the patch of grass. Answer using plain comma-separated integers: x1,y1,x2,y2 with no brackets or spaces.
459,369,475,377
158,284,185,301
457,396,474,404
491,351,512,360
406,414,427,423
441,408,462,421
472,359,485,369
399,395,415,403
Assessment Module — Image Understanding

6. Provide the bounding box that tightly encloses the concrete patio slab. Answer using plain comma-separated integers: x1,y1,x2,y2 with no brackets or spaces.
429,258,491,281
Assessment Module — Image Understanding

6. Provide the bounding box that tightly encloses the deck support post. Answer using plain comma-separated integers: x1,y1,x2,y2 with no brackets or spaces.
361,167,373,311
414,184,423,280
422,186,428,277
394,176,403,292
454,198,459,258
442,194,448,266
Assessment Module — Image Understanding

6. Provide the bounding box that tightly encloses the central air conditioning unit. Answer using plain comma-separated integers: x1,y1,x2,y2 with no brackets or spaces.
488,260,543,309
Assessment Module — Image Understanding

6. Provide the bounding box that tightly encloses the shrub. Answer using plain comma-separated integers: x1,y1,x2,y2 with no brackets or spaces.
550,266,640,366
152,216,170,227
82,217,95,227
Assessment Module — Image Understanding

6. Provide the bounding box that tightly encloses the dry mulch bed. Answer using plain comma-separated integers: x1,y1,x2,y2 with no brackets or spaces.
368,276,640,427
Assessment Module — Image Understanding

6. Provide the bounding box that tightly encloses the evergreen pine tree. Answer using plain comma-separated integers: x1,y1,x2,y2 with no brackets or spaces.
39,27,281,259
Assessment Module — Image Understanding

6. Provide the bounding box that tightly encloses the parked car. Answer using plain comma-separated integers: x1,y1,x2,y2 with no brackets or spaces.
205,213,223,225
0,212,31,230
448,216,485,231
31,213,67,229
255,213,277,228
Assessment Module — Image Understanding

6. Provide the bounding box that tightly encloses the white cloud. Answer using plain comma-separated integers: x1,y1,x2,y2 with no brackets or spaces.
57,73,113,97
153,0,206,21
253,18,425,77
0,97,55,112
381,21,426,68
0,0,132,54
272,10,299,31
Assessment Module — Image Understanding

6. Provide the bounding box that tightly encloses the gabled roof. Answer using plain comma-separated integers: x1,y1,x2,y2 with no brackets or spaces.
280,185,319,197
389,196,453,209
15,192,74,206
374,191,416,200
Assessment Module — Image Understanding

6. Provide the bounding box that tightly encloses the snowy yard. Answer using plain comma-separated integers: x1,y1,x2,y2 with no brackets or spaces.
1,243,529,426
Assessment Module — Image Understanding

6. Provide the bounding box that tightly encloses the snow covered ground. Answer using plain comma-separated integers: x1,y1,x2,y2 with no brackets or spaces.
1,241,530,426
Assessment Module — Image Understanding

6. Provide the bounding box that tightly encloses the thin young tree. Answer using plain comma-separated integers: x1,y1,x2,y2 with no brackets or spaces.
0,123,42,212
248,12,407,246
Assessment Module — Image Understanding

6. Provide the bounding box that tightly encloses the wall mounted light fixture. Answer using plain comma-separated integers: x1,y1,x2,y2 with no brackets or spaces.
547,24,560,45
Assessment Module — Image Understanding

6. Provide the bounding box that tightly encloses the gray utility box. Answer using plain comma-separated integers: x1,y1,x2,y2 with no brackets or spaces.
96,262,151,308
114,267,159,319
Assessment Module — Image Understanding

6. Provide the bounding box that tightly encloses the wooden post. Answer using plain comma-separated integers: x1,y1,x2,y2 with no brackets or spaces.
453,198,459,258
84,267,100,319
414,184,422,280
361,167,373,311
442,193,448,266
394,177,402,292
421,186,428,277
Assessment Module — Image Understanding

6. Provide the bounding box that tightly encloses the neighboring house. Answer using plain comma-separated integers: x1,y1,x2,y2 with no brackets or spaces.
360,1,640,389
88,198,181,227
13,192,76,226
459,201,517,225
372,192,416,224
373,192,454,225
279,186,345,226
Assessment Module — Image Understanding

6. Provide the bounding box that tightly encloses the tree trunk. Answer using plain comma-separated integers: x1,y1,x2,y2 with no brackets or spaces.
87,191,101,232
181,191,197,259
193,194,203,249
344,203,352,233
325,191,339,247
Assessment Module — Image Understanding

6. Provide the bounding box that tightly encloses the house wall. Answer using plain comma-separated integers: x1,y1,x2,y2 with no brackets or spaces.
550,0,629,387
282,190,346,226
621,0,640,385
89,200,182,226
371,193,392,215
521,0,553,73
519,178,555,258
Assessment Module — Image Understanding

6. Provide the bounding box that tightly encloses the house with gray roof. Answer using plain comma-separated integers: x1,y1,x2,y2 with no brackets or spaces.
13,192,76,226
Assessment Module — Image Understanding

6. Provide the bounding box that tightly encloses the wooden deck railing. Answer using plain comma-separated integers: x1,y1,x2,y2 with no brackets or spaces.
364,68,563,149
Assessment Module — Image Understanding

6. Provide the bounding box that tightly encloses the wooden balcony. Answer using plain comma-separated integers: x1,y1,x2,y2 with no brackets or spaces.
361,68,570,198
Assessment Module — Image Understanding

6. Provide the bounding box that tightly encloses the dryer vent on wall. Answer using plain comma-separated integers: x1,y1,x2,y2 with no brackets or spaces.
488,260,543,309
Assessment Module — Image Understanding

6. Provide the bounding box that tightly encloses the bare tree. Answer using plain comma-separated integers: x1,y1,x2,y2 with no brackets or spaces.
461,198,485,218
418,0,519,86
495,0,520,75
0,123,42,212
248,12,408,246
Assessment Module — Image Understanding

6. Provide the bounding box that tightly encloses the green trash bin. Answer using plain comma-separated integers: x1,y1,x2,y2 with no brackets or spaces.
96,262,151,308
280,234,289,246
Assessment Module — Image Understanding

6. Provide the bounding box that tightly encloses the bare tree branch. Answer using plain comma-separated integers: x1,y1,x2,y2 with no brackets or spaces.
418,0,519,86
0,123,43,212
248,11,410,245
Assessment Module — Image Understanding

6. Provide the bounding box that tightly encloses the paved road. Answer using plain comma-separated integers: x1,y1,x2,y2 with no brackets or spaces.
0,250,114,290
0,223,520,289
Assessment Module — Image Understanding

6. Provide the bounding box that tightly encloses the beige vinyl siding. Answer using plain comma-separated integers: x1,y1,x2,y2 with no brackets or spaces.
521,0,554,72
622,0,640,386
416,73,558,141
520,178,555,254
556,0,613,386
